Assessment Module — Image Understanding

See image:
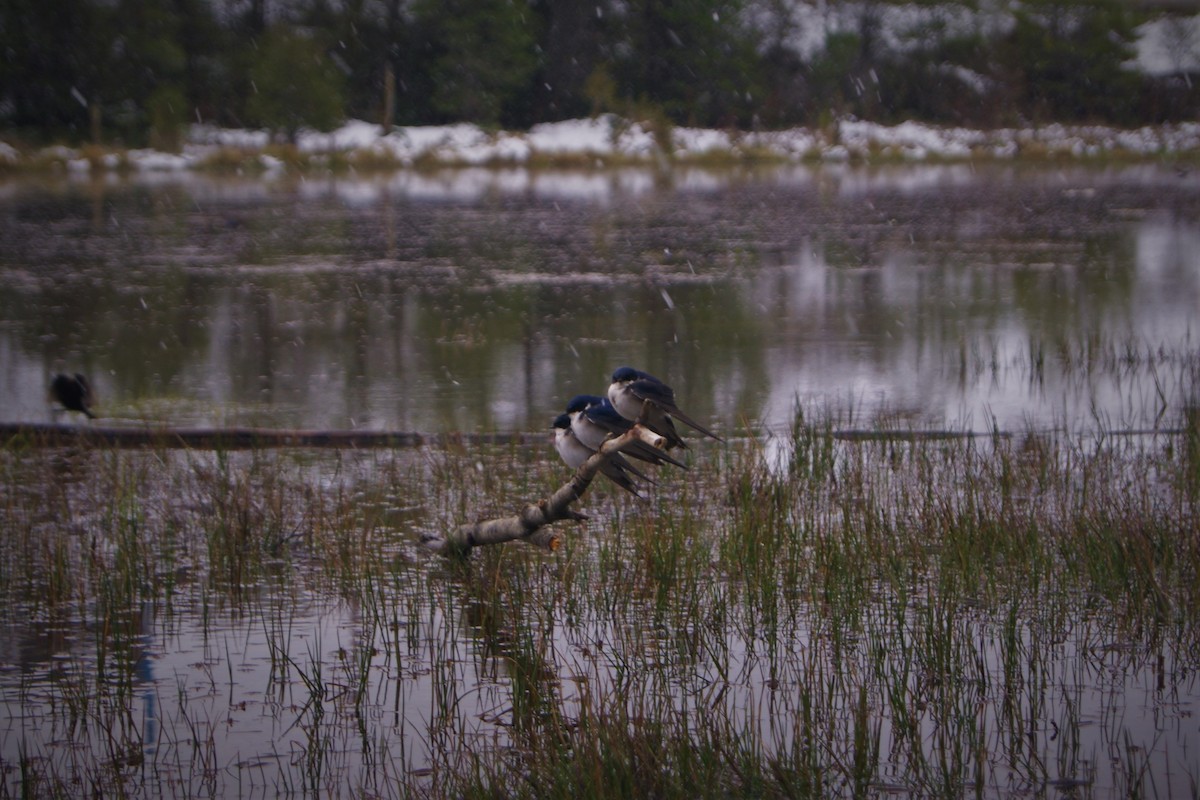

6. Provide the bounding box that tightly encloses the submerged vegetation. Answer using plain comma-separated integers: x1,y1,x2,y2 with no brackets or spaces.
2,354,1199,797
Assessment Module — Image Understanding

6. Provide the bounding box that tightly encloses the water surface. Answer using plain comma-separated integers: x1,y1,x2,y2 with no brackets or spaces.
3,163,1197,435
2,164,1199,798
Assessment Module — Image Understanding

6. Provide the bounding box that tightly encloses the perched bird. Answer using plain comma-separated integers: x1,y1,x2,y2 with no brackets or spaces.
607,366,723,448
50,373,96,419
565,394,686,469
552,413,648,495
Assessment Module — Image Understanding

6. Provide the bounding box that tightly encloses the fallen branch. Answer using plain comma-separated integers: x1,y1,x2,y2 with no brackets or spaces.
424,424,667,556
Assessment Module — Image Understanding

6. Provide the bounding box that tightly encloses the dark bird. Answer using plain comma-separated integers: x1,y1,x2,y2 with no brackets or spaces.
565,394,687,469
50,373,96,419
552,413,648,495
607,366,723,448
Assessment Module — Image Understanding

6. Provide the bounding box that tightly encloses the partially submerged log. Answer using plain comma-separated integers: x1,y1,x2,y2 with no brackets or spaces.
0,423,540,450
423,424,667,556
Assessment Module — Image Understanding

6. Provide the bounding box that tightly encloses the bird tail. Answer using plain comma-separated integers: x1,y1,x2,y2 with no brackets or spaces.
667,408,724,443
600,462,642,495
623,439,688,469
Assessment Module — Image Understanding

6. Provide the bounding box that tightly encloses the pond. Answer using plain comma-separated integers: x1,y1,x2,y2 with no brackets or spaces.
1,163,1199,798
2,162,1198,435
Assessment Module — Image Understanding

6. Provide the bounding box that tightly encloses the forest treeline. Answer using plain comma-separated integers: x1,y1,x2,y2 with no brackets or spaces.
2,0,1197,147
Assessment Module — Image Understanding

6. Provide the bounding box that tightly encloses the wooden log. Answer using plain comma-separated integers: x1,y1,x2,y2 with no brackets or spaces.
0,423,543,450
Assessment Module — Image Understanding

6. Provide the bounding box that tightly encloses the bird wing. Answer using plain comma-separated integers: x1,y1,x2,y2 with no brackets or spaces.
584,402,633,435
584,399,687,467
629,377,676,407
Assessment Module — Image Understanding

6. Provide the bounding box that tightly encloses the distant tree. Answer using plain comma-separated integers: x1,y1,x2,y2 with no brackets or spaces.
104,0,189,142
220,0,305,129
231,0,269,38
1139,12,1200,121
0,0,113,139
611,0,765,127
0,0,225,143
377,0,409,128
246,26,345,141
870,7,1003,125
817,0,891,122
525,0,619,122
172,0,228,127
804,30,865,123
1160,14,1199,84
0,0,1177,141
410,0,540,126
747,0,807,126
299,0,410,127
1001,0,1141,123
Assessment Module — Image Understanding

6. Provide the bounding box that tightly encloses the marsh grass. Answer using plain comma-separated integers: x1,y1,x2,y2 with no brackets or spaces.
3,387,1200,797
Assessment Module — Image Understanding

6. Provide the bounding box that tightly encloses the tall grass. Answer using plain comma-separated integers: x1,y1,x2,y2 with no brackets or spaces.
2,392,1199,798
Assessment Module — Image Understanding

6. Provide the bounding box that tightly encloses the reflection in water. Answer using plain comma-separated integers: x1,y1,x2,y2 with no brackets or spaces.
1,164,1197,435
251,283,276,406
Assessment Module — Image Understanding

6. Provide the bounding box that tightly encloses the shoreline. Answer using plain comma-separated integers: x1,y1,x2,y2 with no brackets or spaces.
3,116,1199,177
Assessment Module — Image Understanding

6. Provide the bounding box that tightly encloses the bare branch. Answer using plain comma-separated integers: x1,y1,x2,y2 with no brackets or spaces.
424,424,667,556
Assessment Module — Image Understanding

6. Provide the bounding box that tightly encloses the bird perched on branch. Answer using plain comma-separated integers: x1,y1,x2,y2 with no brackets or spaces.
50,373,96,419
552,413,648,495
565,394,686,469
607,366,722,448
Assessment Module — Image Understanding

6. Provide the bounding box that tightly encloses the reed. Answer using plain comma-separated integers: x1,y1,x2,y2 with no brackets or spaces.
2,390,1200,797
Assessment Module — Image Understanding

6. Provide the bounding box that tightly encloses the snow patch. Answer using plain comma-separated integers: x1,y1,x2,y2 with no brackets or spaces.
127,149,192,171
2,117,1197,177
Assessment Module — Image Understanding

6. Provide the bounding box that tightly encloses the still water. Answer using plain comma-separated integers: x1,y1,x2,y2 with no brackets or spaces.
2,163,1198,436
2,164,1199,797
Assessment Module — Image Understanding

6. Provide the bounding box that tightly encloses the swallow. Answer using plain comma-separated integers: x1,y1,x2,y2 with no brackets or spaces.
565,394,686,469
552,413,648,495
50,373,96,419
607,366,723,447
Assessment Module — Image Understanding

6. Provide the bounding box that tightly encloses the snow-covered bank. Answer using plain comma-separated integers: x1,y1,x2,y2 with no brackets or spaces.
4,115,1199,175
